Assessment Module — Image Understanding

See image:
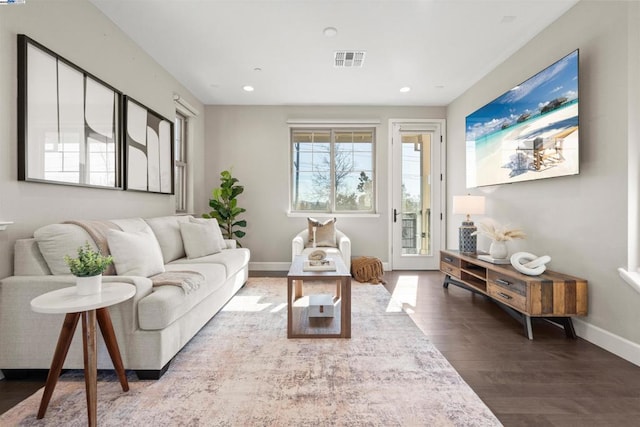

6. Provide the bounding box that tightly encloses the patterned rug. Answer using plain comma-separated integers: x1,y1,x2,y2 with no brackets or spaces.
0,278,501,426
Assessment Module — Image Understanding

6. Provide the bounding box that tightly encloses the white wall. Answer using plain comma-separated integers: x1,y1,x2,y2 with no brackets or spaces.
203,105,445,268
447,0,640,363
0,0,205,280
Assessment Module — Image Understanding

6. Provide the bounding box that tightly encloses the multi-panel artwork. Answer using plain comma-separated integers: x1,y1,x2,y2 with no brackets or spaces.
17,35,121,188
125,97,173,194
17,34,174,195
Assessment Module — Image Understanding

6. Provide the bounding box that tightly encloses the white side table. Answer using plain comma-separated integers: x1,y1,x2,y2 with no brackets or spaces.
30,282,136,427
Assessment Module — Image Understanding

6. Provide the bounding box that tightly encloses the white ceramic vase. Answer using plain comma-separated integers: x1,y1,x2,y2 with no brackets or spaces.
76,274,102,295
489,240,508,259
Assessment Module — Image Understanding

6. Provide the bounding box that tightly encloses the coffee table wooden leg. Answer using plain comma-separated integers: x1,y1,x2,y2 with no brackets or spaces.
37,312,81,419
96,308,129,392
342,278,351,338
82,310,98,427
287,278,293,338
294,279,303,299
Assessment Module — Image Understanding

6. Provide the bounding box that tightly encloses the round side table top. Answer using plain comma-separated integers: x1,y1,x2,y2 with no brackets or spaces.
31,282,136,314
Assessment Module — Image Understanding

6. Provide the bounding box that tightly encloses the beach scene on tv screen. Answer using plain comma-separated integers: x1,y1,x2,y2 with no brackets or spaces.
465,50,579,188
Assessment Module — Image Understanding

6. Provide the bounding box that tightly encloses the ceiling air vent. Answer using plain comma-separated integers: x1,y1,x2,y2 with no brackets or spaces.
334,51,366,68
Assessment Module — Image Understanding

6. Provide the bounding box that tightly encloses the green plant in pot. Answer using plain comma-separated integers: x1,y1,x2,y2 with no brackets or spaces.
64,242,113,295
203,169,247,247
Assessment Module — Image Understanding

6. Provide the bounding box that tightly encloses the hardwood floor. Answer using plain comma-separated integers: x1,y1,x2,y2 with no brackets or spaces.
2,270,639,426
383,270,640,426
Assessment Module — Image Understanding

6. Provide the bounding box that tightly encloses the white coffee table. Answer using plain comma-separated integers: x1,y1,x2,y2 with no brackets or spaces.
31,282,135,427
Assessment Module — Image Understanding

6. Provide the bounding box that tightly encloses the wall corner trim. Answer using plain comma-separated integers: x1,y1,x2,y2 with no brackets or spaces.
618,268,640,295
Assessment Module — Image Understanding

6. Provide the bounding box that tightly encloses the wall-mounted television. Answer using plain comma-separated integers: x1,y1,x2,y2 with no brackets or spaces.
465,50,579,187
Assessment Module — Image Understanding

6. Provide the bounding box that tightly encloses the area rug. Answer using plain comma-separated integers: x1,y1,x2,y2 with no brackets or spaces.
0,278,501,426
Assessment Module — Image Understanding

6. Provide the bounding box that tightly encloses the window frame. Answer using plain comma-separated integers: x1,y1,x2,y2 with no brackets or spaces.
174,111,188,213
289,124,377,215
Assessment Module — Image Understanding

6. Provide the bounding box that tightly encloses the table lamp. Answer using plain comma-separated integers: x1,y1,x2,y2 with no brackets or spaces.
452,195,485,254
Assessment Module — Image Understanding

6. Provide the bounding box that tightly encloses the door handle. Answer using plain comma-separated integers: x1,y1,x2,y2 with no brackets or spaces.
393,209,398,223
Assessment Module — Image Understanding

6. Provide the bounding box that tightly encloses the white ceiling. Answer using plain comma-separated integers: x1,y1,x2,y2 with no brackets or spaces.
89,0,579,106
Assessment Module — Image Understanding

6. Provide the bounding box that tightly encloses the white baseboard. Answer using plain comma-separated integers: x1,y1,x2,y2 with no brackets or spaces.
249,261,392,272
573,318,640,367
249,262,291,271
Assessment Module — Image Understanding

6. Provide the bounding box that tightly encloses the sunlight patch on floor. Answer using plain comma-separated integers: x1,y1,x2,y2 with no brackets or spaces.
386,275,418,313
270,302,287,313
222,295,272,312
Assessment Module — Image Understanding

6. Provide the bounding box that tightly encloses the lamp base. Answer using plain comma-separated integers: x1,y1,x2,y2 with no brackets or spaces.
459,220,477,254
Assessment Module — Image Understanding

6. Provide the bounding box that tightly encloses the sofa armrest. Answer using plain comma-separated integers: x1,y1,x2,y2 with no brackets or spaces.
336,230,351,272
292,230,308,261
224,239,237,249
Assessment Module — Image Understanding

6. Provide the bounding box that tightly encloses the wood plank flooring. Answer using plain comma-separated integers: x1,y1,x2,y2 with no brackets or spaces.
2,270,639,426
383,270,640,426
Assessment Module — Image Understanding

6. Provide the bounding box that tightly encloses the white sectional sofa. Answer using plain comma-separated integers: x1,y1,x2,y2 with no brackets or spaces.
0,215,250,379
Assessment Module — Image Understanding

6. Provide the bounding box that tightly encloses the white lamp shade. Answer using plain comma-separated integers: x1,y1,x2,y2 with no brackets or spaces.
452,195,485,216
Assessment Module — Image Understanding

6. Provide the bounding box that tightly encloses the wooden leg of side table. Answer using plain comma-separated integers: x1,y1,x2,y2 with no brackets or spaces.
81,310,98,427
96,308,129,392
37,312,81,419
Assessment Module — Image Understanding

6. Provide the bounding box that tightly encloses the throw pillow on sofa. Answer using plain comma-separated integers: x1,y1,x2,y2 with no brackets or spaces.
179,221,224,259
106,226,165,277
189,217,226,249
34,223,98,275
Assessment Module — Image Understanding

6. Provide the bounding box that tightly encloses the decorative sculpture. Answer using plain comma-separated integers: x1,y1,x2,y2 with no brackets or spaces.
510,252,551,276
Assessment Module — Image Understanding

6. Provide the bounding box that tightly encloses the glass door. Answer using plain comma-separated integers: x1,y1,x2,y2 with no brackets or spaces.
391,120,443,270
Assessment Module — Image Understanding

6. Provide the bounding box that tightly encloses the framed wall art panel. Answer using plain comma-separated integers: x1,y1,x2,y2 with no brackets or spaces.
17,34,122,189
124,97,174,194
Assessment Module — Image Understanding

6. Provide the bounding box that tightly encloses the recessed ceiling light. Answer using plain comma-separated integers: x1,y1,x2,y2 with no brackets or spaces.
242,85,254,92
253,67,262,72
400,86,411,93
323,27,338,37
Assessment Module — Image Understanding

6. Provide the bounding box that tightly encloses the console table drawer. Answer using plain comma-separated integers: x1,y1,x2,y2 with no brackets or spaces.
440,262,461,278
441,254,460,268
488,283,526,312
488,271,526,297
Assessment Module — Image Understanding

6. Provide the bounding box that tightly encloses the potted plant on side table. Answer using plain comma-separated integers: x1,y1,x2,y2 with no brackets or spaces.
64,242,113,295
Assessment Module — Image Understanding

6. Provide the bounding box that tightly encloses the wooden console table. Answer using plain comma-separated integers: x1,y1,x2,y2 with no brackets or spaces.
440,250,587,339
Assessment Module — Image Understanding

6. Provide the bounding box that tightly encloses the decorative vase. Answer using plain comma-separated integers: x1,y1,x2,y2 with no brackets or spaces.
489,240,508,259
76,274,102,295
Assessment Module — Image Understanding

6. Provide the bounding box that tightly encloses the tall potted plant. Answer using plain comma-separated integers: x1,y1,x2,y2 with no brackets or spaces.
64,242,113,295
204,169,247,246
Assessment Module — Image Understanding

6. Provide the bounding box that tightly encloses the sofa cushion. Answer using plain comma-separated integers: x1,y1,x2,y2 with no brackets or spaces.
189,217,226,250
307,217,337,247
179,221,224,259
169,247,250,278
144,216,191,263
34,224,97,275
14,238,52,276
107,226,165,277
110,217,148,232
137,263,227,330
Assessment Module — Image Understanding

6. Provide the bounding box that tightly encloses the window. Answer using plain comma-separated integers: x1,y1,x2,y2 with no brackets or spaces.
291,127,375,213
174,112,187,212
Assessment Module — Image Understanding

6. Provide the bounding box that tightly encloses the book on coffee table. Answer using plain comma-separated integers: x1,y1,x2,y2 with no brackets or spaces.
303,259,336,271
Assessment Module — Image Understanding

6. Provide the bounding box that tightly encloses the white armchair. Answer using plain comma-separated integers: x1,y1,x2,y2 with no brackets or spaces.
292,228,351,272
